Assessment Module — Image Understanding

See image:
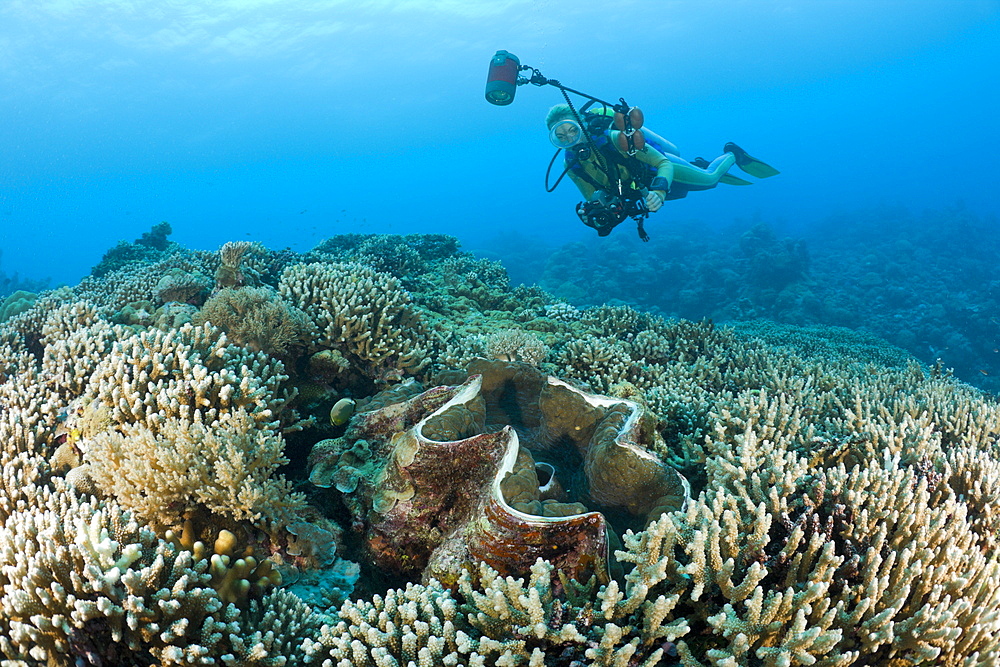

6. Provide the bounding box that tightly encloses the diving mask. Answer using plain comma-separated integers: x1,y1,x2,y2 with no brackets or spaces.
548,120,584,149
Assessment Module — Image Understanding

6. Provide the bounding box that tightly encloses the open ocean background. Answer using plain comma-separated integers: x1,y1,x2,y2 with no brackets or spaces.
2,0,999,389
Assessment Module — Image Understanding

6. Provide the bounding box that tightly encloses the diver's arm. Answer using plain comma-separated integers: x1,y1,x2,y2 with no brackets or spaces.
633,144,674,196
625,140,673,211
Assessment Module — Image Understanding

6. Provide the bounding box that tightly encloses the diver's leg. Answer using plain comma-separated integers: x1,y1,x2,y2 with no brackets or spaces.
666,153,736,189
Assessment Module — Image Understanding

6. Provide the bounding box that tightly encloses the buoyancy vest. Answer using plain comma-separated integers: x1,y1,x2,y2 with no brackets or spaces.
563,110,672,193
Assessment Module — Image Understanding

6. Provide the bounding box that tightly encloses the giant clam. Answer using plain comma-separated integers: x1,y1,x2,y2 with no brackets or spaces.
309,359,689,585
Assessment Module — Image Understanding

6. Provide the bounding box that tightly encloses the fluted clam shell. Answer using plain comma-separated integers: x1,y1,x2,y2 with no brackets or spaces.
312,360,689,585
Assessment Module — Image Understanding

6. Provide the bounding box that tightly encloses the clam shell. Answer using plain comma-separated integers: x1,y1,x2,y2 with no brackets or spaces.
313,360,689,585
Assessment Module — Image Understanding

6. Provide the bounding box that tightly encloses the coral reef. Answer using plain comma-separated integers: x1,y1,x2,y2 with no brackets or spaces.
90,221,181,277
279,261,431,383
3,231,1000,665
526,207,1000,393
0,479,323,666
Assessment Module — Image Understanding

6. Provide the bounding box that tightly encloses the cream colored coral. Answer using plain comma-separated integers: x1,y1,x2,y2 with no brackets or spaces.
0,482,320,666
0,485,224,664
303,579,523,667
554,334,631,393
79,321,293,433
279,262,430,378
615,423,1000,665
75,251,217,312
40,304,127,398
479,328,549,366
84,409,307,531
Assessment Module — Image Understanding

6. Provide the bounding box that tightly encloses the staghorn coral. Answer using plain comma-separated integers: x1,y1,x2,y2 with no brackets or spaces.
479,328,550,366
0,483,321,666
302,578,517,667
613,437,1000,665
76,321,294,434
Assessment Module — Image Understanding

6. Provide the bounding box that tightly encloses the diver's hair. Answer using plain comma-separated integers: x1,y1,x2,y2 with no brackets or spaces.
545,104,575,130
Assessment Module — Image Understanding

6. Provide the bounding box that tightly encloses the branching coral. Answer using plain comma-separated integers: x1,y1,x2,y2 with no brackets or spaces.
0,483,321,666
76,250,218,313
607,398,1000,665
83,409,307,531
479,328,550,366
5,233,1000,665
216,240,262,289
77,321,294,433
279,262,431,381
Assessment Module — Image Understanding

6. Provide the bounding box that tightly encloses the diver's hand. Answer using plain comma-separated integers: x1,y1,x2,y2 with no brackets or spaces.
645,191,664,212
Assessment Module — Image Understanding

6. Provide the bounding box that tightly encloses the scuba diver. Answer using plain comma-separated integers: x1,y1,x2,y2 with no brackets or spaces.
546,103,780,240
484,50,780,241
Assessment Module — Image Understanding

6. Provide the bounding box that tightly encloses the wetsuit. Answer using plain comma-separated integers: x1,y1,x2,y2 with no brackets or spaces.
567,130,737,202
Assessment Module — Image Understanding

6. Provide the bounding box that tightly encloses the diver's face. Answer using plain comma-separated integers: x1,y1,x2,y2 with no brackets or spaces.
549,120,583,148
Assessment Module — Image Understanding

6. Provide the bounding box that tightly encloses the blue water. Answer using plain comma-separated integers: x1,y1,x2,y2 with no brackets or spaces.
1,1,998,286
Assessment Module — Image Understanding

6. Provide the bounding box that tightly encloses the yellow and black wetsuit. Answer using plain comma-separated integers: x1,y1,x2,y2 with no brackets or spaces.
567,129,737,202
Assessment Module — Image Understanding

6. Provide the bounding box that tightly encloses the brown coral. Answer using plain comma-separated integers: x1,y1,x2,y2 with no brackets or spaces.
193,286,315,359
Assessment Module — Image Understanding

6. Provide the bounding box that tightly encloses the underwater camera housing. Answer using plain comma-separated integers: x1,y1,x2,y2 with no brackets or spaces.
485,50,521,105
576,195,628,234
577,191,650,236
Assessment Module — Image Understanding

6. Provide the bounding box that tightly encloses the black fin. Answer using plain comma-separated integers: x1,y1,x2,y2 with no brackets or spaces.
724,142,780,178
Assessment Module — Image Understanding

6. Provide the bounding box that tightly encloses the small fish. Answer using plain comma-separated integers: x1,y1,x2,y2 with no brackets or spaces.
330,398,357,426
980,369,990,376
